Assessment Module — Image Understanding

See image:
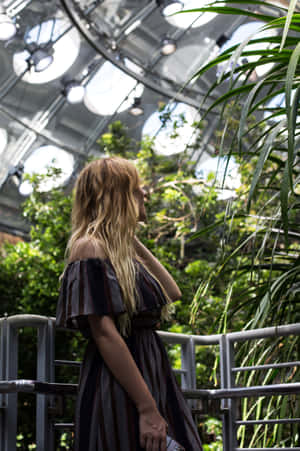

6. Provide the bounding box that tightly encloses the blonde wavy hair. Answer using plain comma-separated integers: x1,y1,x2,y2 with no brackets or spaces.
62,156,175,337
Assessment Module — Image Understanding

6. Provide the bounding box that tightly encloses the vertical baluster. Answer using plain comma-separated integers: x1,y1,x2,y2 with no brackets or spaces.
5,319,18,451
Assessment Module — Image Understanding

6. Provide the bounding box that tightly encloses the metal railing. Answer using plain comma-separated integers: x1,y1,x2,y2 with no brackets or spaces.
0,315,299,451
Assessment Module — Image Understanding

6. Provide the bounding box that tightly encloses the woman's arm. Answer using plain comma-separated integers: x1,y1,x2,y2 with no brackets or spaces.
71,239,160,415
133,235,182,301
88,314,157,414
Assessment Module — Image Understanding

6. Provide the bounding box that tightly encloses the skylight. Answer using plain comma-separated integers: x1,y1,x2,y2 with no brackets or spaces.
164,0,220,29
194,155,241,200
264,89,298,126
264,92,286,123
142,102,199,155
19,145,74,195
84,61,144,116
217,21,277,79
0,128,7,157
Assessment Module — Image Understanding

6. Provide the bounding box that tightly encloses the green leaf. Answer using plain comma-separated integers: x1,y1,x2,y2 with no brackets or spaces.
219,23,269,86
286,42,300,187
280,0,298,51
238,78,266,146
213,0,287,11
280,160,290,248
247,120,285,211
186,214,247,242
180,6,273,23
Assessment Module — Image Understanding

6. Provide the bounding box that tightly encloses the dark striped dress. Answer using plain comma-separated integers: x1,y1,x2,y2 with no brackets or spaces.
55,257,203,451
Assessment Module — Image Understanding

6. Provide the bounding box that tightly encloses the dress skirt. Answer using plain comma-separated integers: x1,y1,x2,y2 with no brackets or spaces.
55,257,203,450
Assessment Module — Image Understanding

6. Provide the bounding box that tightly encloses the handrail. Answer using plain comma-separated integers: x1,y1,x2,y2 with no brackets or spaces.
2,313,300,341
1,314,299,451
1,379,300,400
0,380,77,395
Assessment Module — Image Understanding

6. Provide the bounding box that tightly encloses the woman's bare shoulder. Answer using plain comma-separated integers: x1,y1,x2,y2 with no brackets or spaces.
68,237,107,263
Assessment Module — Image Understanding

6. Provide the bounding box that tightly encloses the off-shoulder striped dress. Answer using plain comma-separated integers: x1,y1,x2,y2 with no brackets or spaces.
55,257,203,451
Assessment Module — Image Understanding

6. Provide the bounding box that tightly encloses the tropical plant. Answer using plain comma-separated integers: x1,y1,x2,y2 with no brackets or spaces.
179,1,300,448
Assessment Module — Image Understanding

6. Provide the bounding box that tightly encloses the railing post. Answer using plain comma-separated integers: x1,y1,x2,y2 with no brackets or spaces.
48,318,55,450
220,334,237,451
226,336,237,451
220,334,230,451
181,337,196,410
3,319,18,451
0,317,8,451
36,319,55,451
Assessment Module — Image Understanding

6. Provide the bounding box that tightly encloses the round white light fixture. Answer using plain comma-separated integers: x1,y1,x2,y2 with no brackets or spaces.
163,0,220,29
0,128,7,156
13,19,80,84
8,162,24,187
161,37,177,56
142,102,199,156
63,81,85,104
129,98,144,116
19,145,74,195
84,61,144,116
0,12,16,41
217,21,277,80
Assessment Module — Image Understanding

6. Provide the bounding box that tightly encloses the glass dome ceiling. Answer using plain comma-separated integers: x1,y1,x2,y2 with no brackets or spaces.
0,0,285,236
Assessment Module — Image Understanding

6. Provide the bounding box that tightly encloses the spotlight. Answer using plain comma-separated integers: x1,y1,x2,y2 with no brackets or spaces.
157,0,184,17
63,80,85,104
7,162,24,187
129,98,144,116
216,34,229,48
0,8,17,41
26,45,54,72
161,37,177,56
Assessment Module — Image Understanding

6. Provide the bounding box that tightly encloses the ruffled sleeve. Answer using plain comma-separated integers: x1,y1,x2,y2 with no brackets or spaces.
55,258,127,338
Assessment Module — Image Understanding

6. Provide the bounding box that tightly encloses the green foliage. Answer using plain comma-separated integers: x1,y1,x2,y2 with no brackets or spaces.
187,2,300,331
183,1,300,447
0,168,72,317
202,417,223,451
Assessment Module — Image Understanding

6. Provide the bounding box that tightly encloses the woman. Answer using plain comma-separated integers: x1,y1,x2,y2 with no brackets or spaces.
56,156,203,451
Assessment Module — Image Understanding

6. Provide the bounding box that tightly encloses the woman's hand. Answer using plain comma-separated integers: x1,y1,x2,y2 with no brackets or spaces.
139,405,168,451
